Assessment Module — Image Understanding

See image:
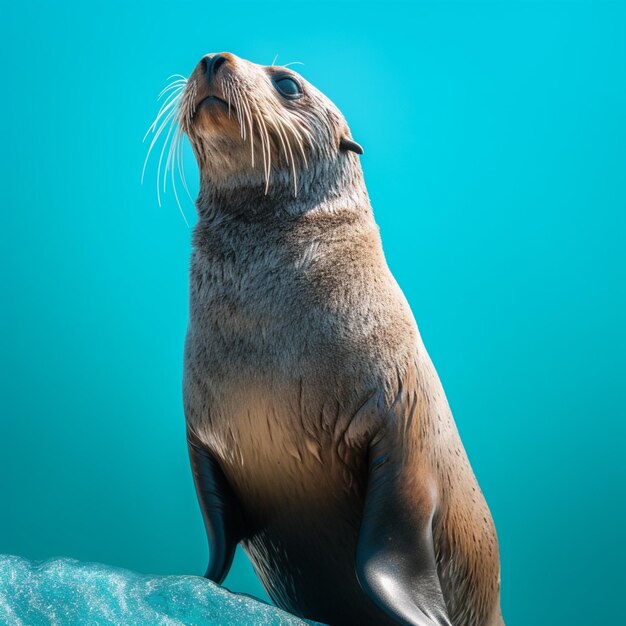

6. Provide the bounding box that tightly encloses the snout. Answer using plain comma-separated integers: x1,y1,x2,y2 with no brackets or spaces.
190,52,238,117
200,53,229,88
195,52,236,90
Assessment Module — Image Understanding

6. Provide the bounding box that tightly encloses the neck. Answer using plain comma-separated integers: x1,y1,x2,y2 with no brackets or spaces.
195,155,371,223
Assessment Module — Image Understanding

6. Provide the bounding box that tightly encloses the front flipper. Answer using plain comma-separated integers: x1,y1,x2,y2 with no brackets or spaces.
187,433,245,584
355,399,452,626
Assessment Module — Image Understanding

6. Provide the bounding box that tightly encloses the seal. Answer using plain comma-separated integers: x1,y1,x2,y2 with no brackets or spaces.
177,52,504,626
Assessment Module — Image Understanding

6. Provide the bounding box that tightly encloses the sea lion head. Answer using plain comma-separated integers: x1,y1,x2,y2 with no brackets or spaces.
177,52,364,208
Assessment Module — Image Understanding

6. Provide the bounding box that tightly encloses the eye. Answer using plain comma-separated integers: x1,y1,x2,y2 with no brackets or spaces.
273,76,302,98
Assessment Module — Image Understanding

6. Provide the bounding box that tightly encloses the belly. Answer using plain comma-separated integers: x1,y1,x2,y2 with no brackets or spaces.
228,453,397,626
195,380,394,625
241,499,399,626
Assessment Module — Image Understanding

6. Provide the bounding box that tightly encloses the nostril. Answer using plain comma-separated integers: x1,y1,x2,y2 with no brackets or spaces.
201,54,228,82
213,55,227,74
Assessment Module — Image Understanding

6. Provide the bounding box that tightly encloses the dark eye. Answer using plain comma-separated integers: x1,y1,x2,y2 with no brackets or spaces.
273,76,302,98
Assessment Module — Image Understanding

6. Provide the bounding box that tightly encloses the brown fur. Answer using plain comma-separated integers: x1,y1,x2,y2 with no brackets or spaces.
180,53,503,626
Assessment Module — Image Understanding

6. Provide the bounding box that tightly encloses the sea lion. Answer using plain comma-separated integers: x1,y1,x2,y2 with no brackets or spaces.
176,52,504,626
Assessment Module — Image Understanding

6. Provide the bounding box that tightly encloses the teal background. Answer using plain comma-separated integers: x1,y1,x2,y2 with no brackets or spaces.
1,1,625,624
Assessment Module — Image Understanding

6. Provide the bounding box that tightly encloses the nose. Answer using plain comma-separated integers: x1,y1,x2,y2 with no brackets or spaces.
201,53,228,85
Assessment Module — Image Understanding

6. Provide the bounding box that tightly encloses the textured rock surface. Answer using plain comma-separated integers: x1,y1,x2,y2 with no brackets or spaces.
0,555,323,625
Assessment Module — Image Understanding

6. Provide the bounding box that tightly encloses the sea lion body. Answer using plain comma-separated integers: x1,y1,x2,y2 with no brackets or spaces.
175,53,503,626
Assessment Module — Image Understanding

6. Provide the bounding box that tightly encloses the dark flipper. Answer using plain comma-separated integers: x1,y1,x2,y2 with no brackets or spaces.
355,402,452,626
187,434,245,584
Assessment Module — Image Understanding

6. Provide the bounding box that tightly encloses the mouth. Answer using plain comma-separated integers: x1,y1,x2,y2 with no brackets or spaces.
199,94,231,110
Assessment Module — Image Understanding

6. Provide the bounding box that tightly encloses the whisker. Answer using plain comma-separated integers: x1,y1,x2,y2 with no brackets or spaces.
254,104,273,193
164,121,179,192
244,100,256,166
143,90,183,141
232,83,246,141
155,117,176,207
158,80,186,99
142,75,192,226
280,116,310,171
274,117,298,196
224,82,232,119
142,105,178,183
169,127,189,226
176,129,194,202
251,102,267,189
235,87,256,167
272,116,291,168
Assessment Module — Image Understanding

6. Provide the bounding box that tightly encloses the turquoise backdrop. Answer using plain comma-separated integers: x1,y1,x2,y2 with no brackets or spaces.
2,1,625,624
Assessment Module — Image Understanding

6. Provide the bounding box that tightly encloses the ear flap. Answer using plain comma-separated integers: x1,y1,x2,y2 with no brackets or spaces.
340,136,364,155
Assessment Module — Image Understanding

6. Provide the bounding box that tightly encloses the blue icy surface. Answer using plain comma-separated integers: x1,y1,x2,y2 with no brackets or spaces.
0,555,322,625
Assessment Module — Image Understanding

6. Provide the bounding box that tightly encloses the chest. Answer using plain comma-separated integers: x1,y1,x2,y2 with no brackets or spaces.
182,231,416,473
187,235,391,377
